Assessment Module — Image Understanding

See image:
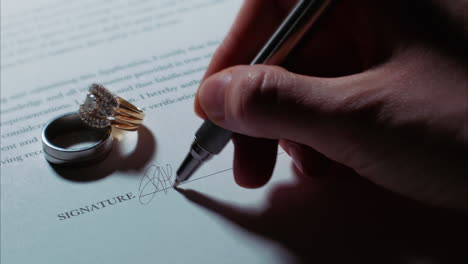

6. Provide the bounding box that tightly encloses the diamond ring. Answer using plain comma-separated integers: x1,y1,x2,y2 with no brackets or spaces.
79,84,145,131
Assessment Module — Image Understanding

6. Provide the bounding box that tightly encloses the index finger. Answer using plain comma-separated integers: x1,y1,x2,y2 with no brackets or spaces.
196,0,297,116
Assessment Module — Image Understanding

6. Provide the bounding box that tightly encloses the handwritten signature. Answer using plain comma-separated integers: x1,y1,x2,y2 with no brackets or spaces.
138,164,173,205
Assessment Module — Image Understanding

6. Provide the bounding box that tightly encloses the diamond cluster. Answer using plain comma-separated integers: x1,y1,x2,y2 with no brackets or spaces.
79,83,119,128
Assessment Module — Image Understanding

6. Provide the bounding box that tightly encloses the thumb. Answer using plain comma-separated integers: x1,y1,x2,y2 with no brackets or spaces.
196,65,368,159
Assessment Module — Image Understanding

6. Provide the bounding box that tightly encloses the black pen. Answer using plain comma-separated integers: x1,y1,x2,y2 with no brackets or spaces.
175,0,335,186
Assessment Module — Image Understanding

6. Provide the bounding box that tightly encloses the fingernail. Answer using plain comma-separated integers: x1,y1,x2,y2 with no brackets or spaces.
198,71,232,121
288,144,304,175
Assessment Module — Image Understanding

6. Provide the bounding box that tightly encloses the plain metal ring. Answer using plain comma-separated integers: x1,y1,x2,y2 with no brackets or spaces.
42,112,113,165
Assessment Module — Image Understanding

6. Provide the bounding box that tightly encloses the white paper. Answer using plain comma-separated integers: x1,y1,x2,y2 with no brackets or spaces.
1,1,298,263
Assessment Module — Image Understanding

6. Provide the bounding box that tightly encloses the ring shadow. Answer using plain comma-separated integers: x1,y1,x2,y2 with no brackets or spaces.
176,164,468,263
51,125,156,182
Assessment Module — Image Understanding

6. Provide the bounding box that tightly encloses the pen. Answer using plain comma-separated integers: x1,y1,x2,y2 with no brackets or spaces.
175,0,335,186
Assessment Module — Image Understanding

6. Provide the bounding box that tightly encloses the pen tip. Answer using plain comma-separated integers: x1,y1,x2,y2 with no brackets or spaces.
173,179,180,188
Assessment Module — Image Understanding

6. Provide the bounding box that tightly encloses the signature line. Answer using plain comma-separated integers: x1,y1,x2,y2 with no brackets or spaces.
137,152,286,205
139,168,233,198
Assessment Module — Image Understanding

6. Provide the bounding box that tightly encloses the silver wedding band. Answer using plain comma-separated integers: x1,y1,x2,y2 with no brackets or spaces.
42,112,113,165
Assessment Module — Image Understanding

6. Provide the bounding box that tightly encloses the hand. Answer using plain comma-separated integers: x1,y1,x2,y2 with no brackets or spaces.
194,0,468,211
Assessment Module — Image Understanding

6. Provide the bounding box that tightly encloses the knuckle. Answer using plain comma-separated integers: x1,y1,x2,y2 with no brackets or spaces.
333,83,395,125
227,66,289,131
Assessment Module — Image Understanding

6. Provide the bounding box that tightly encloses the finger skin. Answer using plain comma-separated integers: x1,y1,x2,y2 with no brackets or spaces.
233,134,278,188
280,140,332,178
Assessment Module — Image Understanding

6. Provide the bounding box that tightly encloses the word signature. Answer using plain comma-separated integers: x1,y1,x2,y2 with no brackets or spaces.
138,164,173,205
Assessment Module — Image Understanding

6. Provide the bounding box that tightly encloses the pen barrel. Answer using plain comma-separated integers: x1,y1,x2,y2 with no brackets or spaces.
195,120,233,155
252,0,334,65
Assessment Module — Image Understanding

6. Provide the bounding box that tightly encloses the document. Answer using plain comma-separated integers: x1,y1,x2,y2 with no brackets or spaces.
1,1,297,263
